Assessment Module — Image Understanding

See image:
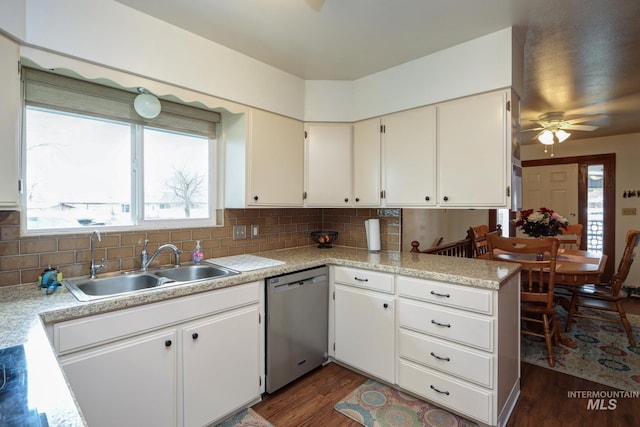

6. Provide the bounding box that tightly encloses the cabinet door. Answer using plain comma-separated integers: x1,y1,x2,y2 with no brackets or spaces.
353,118,381,206
248,109,304,206
61,329,177,427
182,305,260,427
334,284,395,383
305,123,353,206
0,35,20,209
438,90,509,206
383,106,437,206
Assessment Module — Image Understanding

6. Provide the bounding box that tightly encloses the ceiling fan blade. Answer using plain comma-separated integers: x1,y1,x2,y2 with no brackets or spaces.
565,114,606,124
564,124,599,131
521,126,544,132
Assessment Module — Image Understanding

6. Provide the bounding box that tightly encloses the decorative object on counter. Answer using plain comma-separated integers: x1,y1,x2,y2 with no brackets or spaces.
514,207,569,237
133,87,161,119
364,219,381,252
192,240,204,264
334,379,478,427
38,266,61,295
310,230,338,248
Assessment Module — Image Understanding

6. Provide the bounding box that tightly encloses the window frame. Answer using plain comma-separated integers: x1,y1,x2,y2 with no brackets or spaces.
19,68,220,236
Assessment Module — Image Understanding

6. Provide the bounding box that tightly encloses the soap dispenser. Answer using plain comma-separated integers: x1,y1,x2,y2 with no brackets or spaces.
192,240,204,264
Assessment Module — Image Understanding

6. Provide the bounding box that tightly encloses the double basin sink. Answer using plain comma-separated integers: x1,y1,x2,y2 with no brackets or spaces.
64,264,239,302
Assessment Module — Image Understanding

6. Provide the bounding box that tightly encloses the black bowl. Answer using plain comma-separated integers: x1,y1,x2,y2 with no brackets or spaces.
310,230,338,248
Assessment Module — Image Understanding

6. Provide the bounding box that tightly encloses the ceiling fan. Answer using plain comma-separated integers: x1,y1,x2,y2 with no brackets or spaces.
522,112,606,156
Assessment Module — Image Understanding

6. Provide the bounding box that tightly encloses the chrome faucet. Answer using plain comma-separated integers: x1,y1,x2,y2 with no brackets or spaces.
89,230,105,279
140,240,182,270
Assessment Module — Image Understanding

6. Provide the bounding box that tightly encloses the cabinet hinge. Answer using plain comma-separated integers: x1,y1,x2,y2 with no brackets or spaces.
303,191,307,200
18,179,23,193
380,124,386,134
506,100,511,112
332,290,335,300
333,342,335,351
506,186,511,197
304,130,308,139
259,376,262,386
258,313,261,324
380,190,386,199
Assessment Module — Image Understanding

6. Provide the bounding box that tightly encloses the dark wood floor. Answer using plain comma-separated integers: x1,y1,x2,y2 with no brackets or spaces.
252,296,640,427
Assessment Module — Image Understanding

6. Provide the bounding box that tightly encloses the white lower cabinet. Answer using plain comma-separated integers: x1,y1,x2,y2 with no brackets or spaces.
332,267,395,383
396,275,520,426
56,282,262,427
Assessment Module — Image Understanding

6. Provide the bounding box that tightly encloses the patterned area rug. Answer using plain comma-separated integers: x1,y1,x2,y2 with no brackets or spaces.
334,379,478,427
214,408,273,427
522,306,640,390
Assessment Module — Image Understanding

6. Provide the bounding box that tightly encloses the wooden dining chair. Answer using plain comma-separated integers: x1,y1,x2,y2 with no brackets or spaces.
560,223,583,249
487,235,561,367
565,229,640,346
469,224,501,257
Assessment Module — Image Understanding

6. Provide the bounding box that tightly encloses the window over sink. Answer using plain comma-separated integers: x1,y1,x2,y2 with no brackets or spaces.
21,68,221,234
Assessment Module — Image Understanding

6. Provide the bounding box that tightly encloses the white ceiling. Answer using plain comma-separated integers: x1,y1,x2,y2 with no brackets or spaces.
114,0,640,142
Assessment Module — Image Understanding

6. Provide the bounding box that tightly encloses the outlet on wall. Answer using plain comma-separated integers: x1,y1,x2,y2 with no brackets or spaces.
233,224,247,240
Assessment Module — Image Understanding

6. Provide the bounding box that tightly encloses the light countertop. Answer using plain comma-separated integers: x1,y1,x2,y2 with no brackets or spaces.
0,246,519,426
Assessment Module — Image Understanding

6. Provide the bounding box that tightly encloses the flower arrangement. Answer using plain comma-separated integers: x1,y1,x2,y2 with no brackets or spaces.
514,207,569,237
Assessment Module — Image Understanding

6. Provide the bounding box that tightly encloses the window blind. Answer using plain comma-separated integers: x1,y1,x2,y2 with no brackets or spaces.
22,67,220,137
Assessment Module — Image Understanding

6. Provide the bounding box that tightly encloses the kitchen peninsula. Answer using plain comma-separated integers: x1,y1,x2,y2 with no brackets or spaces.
0,246,521,427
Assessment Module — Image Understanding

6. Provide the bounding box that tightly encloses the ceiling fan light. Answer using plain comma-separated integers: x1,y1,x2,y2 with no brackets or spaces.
556,129,571,142
538,130,555,145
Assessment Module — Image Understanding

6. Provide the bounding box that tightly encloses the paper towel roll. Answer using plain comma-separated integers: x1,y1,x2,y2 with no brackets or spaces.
365,219,381,252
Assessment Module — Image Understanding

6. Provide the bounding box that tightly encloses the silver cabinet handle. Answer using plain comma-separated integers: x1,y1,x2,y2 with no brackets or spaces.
431,319,451,328
430,385,450,395
430,352,450,361
430,290,450,298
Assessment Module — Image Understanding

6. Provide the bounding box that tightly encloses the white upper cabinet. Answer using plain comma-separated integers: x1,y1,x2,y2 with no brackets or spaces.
353,118,381,206
382,105,437,206
248,109,304,206
437,90,512,207
0,35,20,210
304,123,353,207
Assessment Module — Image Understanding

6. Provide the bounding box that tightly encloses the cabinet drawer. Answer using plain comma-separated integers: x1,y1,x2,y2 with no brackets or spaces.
397,276,493,314
398,359,492,425
398,329,493,388
333,266,394,294
54,281,260,354
398,299,493,351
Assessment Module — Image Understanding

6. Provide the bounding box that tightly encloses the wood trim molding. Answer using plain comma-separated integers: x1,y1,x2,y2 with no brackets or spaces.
522,154,616,279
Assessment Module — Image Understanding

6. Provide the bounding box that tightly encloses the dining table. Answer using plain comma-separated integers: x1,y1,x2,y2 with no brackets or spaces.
479,248,608,348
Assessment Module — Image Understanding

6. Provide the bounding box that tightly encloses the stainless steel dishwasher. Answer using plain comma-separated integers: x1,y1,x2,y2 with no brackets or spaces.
265,266,329,393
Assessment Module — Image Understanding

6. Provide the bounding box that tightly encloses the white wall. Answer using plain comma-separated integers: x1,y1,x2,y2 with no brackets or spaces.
402,209,489,252
521,133,640,287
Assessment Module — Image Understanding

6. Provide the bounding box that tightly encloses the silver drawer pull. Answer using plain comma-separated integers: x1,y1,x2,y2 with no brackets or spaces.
354,277,369,282
430,290,450,298
431,319,451,328
430,385,450,395
430,352,451,362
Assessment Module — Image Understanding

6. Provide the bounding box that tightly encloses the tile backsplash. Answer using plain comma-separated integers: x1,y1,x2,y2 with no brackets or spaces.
0,208,400,286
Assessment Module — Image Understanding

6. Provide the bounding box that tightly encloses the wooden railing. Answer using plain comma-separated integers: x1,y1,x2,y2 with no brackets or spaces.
410,225,502,258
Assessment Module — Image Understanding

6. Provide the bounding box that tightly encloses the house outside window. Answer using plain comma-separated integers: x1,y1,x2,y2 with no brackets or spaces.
21,68,220,234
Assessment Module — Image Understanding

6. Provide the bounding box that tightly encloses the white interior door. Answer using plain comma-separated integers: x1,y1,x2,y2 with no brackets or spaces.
522,164,578,228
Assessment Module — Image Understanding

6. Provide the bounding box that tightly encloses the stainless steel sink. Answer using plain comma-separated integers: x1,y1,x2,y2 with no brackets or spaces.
64,264,239,301
154,265,236,282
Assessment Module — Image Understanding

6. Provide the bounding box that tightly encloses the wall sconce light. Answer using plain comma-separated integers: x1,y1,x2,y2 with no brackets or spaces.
134,87,161,119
